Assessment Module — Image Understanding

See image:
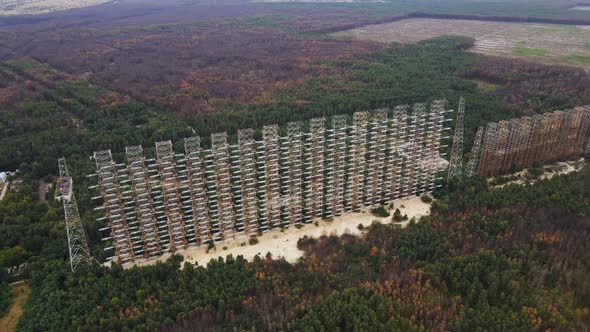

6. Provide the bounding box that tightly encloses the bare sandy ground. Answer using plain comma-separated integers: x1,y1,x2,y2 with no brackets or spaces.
124,196,431,268
0,0,111,15
492,158,586,188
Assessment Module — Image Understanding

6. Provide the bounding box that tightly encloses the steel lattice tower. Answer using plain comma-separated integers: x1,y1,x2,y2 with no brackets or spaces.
155,141,187,251
284,122,304,225
183,136,210,245
236,129,259,234
124,145,161,257
88,100,457,264
93,150,135,263
465,126,484,178
448,97,465,180
58,157,92,272
261,125,282,228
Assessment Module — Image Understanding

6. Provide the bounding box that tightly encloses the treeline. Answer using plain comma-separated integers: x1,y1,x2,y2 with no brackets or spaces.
313,12,590,34
13,163,590,331
0,272,10,318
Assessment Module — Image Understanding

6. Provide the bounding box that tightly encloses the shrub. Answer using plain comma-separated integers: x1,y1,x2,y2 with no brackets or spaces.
393,208,403,222
371,206,390,218
249,236,259,246
421,195,433,203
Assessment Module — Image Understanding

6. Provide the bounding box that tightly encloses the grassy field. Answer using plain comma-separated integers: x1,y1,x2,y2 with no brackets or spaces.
564,54,590,65
513,47,548,56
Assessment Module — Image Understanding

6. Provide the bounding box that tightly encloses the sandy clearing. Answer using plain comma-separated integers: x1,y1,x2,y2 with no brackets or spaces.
122,195,431,268
492,158,585,188
0,182,8,201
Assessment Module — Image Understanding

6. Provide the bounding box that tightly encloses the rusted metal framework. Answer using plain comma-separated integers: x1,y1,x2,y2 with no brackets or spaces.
345,111,368,211
90,101,451,263
325,115,348,217
93,150,135,263
155,141,187,251
392,105,409,199
261,125,282,228
476,106,590,177
182,136,210,245
366,109,388,205
58,157,92,272
236,129,259,234
303,118,326,221
209,133,235,240
448,97,465,180
124,145,161,258
465,126,484,178
283,121,304,225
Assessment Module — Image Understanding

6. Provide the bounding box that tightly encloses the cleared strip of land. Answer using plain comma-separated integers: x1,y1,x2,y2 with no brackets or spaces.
333,18,590,68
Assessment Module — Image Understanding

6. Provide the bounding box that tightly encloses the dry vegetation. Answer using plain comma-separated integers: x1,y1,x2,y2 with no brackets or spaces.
334,18,590,68
11,22,379,115
0,282,30,332
464,56,590,111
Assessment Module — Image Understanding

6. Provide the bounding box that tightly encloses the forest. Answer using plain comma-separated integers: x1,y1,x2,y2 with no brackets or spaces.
0,0,589,329
12,166,590,331
0,35,588,331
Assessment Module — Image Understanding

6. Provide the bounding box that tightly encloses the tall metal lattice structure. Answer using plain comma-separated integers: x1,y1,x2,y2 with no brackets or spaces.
465,126,484,178
57,157,92,272
474,106,590,177
89,100,452,264
448,97,465,180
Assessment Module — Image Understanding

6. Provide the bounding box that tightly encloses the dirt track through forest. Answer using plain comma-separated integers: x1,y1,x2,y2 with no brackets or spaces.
0,282,31,332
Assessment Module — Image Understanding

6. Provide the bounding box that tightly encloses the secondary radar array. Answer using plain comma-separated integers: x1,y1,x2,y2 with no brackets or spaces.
473,106,590,177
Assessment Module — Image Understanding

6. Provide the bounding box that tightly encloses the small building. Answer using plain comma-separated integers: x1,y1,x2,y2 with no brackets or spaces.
0,172,7,183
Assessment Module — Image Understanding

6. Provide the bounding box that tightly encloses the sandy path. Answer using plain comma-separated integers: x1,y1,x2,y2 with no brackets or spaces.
37,180,49,204
493,158,585,188
126,196,431,268
0,282,31,332
0,182,8,201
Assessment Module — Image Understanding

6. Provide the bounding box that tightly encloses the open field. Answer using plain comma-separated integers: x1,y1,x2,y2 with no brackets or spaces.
121,196,431,268
254,0,385,2
0,282,30,332
0,0,111,15
333,18,590,68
